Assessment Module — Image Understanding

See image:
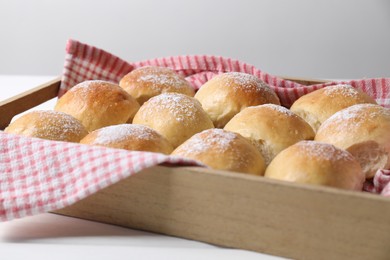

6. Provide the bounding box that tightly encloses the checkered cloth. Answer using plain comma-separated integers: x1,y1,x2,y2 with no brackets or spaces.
1,39,390,222
0,131,202,221
61,39,390,108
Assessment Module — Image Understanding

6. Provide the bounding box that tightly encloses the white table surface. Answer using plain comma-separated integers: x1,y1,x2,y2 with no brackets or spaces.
0,75,285,260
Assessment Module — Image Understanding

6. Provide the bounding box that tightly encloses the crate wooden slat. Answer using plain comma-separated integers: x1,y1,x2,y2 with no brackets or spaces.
1,77,390,260
55,166,390,260
0,76,60,129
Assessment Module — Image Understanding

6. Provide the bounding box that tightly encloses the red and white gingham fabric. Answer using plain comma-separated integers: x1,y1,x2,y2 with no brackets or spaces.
1,38,390,222
61,39,390,108
0,132,202,221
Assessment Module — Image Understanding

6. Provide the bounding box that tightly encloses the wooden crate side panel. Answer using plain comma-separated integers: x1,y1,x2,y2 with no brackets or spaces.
0,77,60,130
281,76,328,86
5,76,389,259
55,166,390,260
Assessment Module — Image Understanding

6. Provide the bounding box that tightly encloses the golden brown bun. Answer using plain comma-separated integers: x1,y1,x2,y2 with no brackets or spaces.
80,124,173,154
133,93,214,148
4,110,88,142
290,84,377,132
172,129,265,175
194,72,280,128
54,80,140,132
119,66,195,105
224,104,315,165
265,141,364,191
315,104,390,179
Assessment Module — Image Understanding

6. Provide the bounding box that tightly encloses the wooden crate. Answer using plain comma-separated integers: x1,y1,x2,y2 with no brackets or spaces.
1,77,389,260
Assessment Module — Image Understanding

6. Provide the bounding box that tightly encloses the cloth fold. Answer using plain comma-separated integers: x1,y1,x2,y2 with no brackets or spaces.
61,39,390,108
1,38,389,222
0,132,202,221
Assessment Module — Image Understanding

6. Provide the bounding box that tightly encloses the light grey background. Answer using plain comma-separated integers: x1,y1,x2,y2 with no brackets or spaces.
0,0,389,79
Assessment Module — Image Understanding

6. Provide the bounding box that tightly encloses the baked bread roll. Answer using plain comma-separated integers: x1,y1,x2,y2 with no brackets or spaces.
4,110,88,142
224,104,315,165
172,129,266,175
119,66,195,105
133,93,214,148
55,80,140,132
315,104,390,179
290,84,377,132
194,72,280,128
265,141,364,191
80,124,173,154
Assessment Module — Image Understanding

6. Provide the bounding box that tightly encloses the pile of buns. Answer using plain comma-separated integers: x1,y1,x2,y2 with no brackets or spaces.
5,66,390,192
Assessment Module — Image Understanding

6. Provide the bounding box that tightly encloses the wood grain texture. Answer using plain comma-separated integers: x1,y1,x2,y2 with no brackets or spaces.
4,76,390,259
55,166,390,260
0,77,60,130
281,76,329,86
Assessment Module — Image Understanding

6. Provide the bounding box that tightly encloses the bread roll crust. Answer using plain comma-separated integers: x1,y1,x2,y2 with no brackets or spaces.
80,124,173,154
133,93,214,148
54,80,140,132
315,104,390,178
119,66,195,105
265,141,364,191
5,110,88,142
194,72,280,128
290,84,377,132
224,104,315,165
172,129,266,175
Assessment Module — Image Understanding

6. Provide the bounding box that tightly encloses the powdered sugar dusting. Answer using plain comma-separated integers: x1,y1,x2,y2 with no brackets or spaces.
320,104,390,131
94,124,156,144
179,129,238,155
224,72,274,95
324,84,359,98
71,80,116,98
137,74,188,90
33,110,86,140
142,93,199,123
260,104,295,117
296,141,354,161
